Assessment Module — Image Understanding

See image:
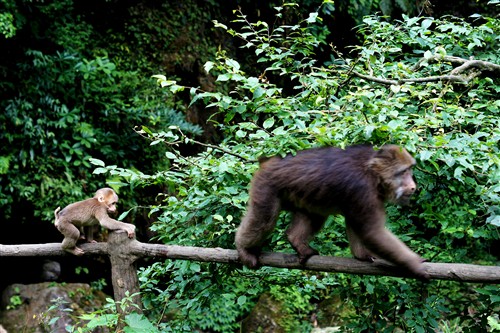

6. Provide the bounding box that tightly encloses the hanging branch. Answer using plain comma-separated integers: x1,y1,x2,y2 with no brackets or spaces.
134,126,248,162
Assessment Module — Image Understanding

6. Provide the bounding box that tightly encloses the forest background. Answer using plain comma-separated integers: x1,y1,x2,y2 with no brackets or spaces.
0,0,499,332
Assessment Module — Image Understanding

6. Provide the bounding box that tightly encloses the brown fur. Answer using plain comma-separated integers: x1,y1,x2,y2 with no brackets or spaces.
235,144,428,280
54,188,136,255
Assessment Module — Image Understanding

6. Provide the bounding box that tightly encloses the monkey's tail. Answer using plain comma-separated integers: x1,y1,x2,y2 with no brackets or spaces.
54,207,61,224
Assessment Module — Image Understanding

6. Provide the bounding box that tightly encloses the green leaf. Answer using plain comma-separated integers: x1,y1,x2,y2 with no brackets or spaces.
415,325,425,333
421,19,433,30
219,161,229,173
93,167,108,175
0,156,10,174
118,209,132,221
89,158,105,167
263,117,275,129
306,12,318,23
165,152,177,160
151,74,166,80
253,86,265,99
204,61,214,73
217,73,231,82
124,313,159,333
170,84,184,93
213,214,224,222
364,125,375,139
190,263,201,273
390,85,401,93
141,126,154,136
419,150,434,161
212,20,227,30
487,215,500,227
225,58,240,71
454,167,464,179
237,295,247,305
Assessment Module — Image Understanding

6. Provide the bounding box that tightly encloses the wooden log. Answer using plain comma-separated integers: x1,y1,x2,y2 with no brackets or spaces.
1,238,499,284
128,242,500,283
107,231,142,314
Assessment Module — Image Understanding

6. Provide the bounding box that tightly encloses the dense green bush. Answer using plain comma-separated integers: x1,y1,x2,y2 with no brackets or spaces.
92,2,500,331
0,1,202,225
0,48,199,222
3,0,498,331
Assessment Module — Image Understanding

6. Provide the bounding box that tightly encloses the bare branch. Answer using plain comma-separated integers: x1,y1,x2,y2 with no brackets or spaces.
348,71,398,85
352,55,499,86
188,138,249,161
450,59,500,75
350,70,469,85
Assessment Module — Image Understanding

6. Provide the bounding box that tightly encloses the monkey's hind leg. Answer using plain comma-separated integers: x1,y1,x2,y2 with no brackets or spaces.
236,198,281,269
286,212,325,265
57,220,85,256
346,225,377,262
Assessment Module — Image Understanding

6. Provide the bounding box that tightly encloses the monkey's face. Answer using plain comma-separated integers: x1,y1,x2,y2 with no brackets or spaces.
392,166,417,205
105,195,119,216
95,188,119,216
107,202,117,214
371,145,417,205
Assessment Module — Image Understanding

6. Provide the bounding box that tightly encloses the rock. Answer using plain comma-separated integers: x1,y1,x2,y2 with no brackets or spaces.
0,282,109,333
241,293,286,333
315,294,354,328
40,260,61,282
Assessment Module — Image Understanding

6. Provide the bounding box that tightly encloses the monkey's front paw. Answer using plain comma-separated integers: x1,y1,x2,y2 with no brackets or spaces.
413,266,431,282
415,270,430,282
410,264,430,282
125,225,136,238
355,254,377,263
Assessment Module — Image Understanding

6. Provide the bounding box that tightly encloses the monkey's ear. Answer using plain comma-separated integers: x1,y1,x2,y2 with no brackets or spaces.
376,145,399,159
369,145,398,172
97,195,105,203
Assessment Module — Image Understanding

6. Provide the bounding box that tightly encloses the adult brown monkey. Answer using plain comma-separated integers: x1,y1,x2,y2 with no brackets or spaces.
235,144,429,280
54,187,136,255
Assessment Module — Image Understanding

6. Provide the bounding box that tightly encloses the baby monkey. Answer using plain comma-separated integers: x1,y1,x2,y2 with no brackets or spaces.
54,187,136,255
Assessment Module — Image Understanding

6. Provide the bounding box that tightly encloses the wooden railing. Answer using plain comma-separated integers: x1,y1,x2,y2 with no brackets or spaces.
1,231,499,313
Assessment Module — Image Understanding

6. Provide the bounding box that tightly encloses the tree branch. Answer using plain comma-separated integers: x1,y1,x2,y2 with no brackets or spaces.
350,71,469,85
349,55,499,86
1,240,499,284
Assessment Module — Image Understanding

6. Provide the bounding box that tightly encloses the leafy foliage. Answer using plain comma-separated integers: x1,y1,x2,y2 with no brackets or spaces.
0,1,202,225
93,2,500,331
41,292,158,332
2,0,499,331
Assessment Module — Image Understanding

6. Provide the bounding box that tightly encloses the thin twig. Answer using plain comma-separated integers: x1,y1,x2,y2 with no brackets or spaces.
188,138,248,161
